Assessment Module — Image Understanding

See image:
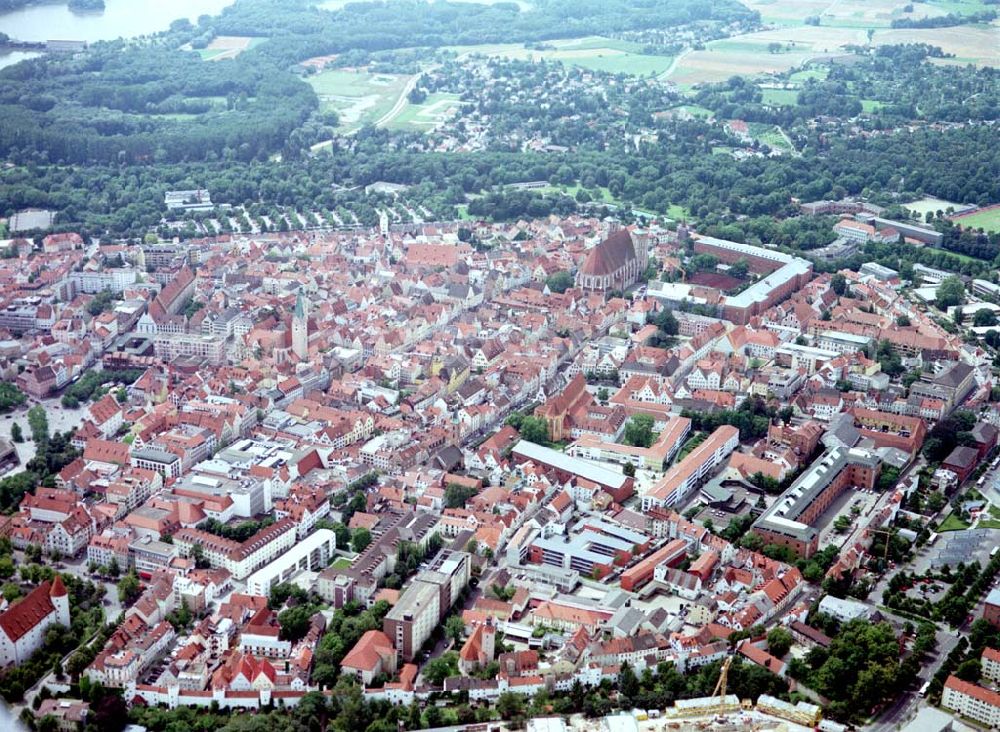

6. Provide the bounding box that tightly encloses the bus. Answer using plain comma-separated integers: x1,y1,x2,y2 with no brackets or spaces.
918,681,931,698
927,532,938,547
992,546,999,558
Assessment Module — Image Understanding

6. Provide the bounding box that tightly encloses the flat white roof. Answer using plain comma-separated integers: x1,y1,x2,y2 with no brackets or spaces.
513,440,627,489
244,529,335,593
819,330,872,344
723,257,812,309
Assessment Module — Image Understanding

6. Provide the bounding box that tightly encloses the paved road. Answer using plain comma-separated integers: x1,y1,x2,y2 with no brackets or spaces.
866,593,961,731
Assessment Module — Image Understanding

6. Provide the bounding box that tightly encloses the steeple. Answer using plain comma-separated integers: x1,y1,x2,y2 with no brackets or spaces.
292,292,309,360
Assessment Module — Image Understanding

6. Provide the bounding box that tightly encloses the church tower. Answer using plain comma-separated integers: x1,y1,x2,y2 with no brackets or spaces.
292,292,309,360
50,575,70,627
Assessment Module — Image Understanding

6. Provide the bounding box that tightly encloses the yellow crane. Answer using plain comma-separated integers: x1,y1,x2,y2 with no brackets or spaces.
712,655,733,705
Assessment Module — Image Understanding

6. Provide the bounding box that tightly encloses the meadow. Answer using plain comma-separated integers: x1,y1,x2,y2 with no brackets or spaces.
307,69,413,132
385,93,463,132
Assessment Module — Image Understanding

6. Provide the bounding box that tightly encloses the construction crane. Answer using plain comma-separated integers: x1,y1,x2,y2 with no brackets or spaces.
870,527,896,565
712,655,733,705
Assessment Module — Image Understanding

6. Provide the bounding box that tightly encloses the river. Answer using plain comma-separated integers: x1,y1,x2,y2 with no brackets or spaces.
0,0,234,68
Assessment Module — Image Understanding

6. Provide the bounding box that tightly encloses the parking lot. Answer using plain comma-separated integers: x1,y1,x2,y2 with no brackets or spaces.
816,485,882,549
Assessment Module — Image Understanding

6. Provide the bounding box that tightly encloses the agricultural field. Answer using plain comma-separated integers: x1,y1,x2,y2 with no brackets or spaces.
197,36,265,61
666,29,853,84
878,24,1000,66
666,20,999,85
385,93,463,132
451,36,674,77
743,0,991,27
306,69,413,133
952,206,1000,233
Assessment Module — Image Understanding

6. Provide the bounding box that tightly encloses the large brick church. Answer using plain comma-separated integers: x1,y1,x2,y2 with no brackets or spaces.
575,227,649,293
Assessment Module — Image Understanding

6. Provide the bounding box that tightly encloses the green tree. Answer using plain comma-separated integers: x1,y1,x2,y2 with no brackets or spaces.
0,383,26,412
519,416,549,444
936,276,965,309
445,615,466,645
623,414,655,448
278,605,315,642
619,661,639,700
351,527,372,554
423,652,459,685
767,627,793,658
117,572,141,604
9,423,21,443
955,658,982,683
496,692,524,721
444,483,479,509
27,405,48,444
545,270,574,294
831,273,847,296
974,309,998,327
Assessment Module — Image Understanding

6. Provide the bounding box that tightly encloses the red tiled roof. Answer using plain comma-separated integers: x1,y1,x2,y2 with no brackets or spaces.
0,581,56,642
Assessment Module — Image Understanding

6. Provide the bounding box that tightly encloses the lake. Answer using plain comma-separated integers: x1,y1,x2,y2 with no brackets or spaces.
0,0,234,68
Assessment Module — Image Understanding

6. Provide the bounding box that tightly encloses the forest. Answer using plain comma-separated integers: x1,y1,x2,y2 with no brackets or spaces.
3,118,998,243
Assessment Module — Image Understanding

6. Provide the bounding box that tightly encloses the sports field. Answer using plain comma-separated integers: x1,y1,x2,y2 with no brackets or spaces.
903,196,965,217
197,36,264,61
450,36,674,77
307,69,413,132
953,206,1000,233
760,87,799,106
386,93,462,132
661,104,715,119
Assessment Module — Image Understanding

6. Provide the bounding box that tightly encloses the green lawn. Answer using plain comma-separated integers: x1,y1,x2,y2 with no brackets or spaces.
329,557,352,570
569,52,674,76
555,36,649,54
954,207,1000,233
938,513,971,532
748,123,792,151
789,67,828,83
674,432,707,463
861,99,884,113
760,88,799,106
529,183,618,204
665,203,689,220
386,93,462,132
